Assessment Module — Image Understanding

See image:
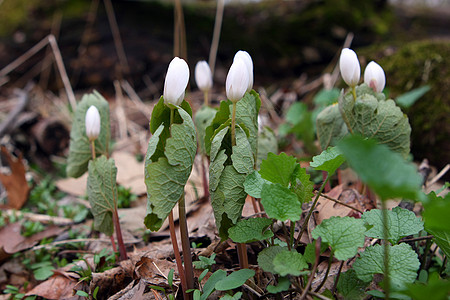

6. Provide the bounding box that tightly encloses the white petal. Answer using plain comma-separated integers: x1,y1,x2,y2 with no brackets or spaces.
234,50,253,92
339,48,360,87
226,58,249,102
163,57,190,106
85,105,101,140
364,61,386,93
195,61,213,92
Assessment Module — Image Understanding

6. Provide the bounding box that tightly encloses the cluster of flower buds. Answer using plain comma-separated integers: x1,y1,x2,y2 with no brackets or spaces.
339,48,386,93
161,50,254,108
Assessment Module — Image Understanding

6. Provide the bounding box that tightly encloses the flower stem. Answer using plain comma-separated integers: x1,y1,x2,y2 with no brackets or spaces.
201,156,209,200
381,199,390,299
203,90,209,106
237,243,249,269
169,211,188,299
231,101,237,146
295,174,330,248
351,86,357,101
90,140,96,159
178,194,194,295
113,208,127,261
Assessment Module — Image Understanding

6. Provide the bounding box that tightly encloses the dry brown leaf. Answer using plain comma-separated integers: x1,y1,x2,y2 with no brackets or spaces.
55,173,87,197
0,146,31,209
25,273,83,300
134,256,177,286
0,223,65,260
315,184,357,224
112,151,146,195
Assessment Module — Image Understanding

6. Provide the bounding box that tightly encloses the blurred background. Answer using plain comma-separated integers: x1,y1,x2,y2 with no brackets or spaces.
0,0,448,173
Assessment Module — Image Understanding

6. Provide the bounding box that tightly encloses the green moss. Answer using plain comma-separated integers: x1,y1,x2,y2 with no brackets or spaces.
366,40,450,170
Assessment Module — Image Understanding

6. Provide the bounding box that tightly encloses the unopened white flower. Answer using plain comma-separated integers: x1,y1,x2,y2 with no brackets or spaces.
226,58,249,102
364,61,386,93
195,61,213,92
85,105,101,141
233,50,253,92
339,48,360,87
163,57,190,106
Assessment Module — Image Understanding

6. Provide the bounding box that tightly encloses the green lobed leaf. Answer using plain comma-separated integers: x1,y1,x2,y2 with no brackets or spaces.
243,171,270,199
286,102,317,154
144,106,197,231
256,127,278,169
311,216,366,260
362,207,424,244
337,269,368,300
200,269,227,300
209,126,254,239
215,269,255,291
427,228,450,258
257,246,286,274
310,146,345,175
261,183,302,222
259,152,298,187
423,192,450,233
266,276,291,294
338,83,411,158
229,217,273,243
221,292,243,300
273,249,308,276
316,102,348,151
337,135,422,201
67,91,110,178
194,105,217,155
399,272,450,300
291,167,315,204
396,85,430,109
87,155,118,236
353,243,420,289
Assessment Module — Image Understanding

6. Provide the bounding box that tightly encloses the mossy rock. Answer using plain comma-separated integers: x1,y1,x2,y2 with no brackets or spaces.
364,40,449,173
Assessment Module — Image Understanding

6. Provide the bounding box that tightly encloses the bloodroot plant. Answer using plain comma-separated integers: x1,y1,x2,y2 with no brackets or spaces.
144,57,197,299
67,92,127,261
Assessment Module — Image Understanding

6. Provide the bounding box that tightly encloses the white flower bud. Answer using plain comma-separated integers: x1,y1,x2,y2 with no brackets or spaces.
339,48,361,87
226,58,249,103
195,61,213,92
233,50,253,92
364,61,386,93
163,57,190,106
85,105,101,141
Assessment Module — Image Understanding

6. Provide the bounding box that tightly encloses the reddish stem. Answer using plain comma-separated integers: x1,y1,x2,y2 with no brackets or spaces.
169,211,188,299
113,208,127,261
201,156,210,200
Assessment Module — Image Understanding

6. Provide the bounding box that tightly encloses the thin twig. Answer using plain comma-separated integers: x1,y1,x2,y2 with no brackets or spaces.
208,0,225,76
0,35,76,110
427,164,450,189
400,235,433,243
31,238,112,251
316,192,364,214
104,0,129,75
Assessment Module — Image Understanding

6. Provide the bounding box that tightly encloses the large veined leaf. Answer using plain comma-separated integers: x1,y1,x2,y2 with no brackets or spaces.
209,126,254,239
339,84,411,158
312,216,366,260
67,91,111,178
316,102,348,151
362,207,424,245
144,102,197,231
256,126,278,169
353,243,420,289
194,105,217,155
235,90,261,159
87,155,118,236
